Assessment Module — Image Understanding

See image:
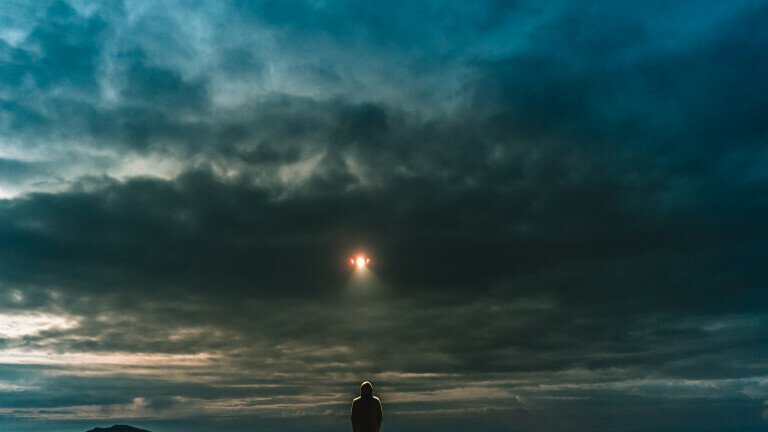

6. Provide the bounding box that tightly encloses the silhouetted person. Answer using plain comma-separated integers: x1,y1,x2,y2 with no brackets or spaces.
351,381,382,432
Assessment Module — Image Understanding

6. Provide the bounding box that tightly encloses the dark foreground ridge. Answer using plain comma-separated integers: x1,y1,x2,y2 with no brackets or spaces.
86,426,150,432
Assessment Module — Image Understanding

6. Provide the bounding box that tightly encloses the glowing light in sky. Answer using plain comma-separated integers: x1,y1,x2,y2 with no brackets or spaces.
349,254,371,269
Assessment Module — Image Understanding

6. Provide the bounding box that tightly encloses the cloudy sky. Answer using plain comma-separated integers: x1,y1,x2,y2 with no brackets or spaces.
1,1,767,431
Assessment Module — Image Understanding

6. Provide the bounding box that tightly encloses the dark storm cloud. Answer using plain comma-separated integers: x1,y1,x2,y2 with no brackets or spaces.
1,0,768,431
0,163,765,371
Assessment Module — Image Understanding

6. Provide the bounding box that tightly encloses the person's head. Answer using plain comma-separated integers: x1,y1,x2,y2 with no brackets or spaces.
360,381,373,398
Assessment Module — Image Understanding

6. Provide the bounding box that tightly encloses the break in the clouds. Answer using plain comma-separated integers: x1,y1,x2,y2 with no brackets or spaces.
1,1,768,431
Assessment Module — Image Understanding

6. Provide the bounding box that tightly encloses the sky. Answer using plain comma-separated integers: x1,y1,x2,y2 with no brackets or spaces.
1,0,767,431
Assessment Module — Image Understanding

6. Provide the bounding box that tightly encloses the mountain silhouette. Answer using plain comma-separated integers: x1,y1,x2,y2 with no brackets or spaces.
86,426,150,432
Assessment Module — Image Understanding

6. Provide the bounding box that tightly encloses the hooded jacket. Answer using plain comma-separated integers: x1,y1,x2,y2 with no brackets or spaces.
351,381,383,432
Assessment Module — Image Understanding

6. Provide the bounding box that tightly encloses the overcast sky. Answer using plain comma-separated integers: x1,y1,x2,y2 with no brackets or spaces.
1,1,768,431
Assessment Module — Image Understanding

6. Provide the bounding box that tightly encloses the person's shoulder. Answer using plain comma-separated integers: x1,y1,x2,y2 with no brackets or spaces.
373,396,381,403
352,396,362,403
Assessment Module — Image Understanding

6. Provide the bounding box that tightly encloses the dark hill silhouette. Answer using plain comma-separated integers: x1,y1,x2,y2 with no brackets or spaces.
86,426,150,432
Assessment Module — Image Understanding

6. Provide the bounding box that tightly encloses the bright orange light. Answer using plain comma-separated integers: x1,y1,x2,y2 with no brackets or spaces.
350,254,371,269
